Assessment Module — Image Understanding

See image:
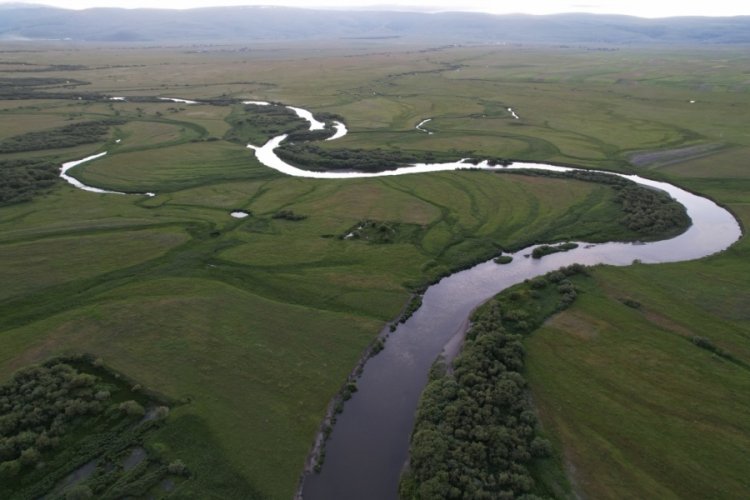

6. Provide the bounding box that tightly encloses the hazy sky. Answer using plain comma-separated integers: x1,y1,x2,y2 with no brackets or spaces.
5,1,749,18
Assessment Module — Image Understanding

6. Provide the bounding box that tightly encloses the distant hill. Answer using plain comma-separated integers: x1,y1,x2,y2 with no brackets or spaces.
0,5,749,44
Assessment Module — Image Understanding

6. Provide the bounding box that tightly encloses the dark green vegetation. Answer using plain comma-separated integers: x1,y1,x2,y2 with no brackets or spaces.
0,41,748,499
341,219,422,245
0,355,191,499
532,242,579,259
271,210,306,221
616,183,689,236
224,102,341,147
399,295,423,324
529,169,691,239
0,76,92,100
0,158,58,205
224,103,308,145
401,266,588,499
0,119,123,154
277,144,442,172
494,255,513,265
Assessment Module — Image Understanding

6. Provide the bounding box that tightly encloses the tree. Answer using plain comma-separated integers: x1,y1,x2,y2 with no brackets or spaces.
0,459,21,478
118,400,145,417
168,459,189,476
18,447,40,467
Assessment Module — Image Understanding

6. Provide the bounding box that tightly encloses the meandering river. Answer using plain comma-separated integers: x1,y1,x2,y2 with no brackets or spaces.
244,105,739,500
57,101,742,499
297,167,740,499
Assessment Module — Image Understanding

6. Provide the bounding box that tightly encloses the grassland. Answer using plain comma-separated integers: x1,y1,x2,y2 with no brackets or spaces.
0,41,748,498
524,185,750,499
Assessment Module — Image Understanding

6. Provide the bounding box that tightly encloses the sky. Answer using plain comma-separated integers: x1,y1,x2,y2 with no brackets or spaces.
2,0,749,18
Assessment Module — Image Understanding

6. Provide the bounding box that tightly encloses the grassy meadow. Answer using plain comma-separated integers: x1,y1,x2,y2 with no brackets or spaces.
0,41,749,498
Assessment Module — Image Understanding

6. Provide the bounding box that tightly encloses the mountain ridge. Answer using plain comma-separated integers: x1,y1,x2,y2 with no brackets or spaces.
0,5,749,44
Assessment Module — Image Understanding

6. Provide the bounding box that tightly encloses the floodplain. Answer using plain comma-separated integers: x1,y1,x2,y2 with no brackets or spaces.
0,41,748,499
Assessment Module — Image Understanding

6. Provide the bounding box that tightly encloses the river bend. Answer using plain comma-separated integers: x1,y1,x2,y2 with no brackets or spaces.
56,101,742,499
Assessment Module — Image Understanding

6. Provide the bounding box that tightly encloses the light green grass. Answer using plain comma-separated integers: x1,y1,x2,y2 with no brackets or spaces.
526,263,750,499
114,121,186,148
75,141,278,192
0,42,749,499
0,277,383,499
524,135,750,499
0,227,188,301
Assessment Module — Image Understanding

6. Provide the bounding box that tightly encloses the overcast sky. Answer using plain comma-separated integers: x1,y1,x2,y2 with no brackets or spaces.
4,0,749,18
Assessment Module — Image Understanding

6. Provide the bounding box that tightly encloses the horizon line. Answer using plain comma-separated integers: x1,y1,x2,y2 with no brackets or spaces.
2,2,750,20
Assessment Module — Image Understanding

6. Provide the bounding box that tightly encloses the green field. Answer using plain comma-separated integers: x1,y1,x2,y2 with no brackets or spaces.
0,42,749,498
525,212,750,499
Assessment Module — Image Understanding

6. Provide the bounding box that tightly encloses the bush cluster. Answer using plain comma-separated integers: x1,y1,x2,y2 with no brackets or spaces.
399,295,424,324
401,265,589,499
400,305,551,499
0,77,91,100
341,219,424,246
0,77,88,88
464,157,512,167
562,170,689,237
0,362,107,474
286,129,335,142
0,158,59,205
513,169,690,238
531,242,578,259
615,184,690,236
0,357,185,499
0,119,124,153
272,209,307,221
277,144,437,172
224,104,307,144
494,255,513,265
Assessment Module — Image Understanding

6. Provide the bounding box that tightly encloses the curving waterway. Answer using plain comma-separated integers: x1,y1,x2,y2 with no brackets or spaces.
416,118,434,134
57,101,742,499
60,153,124,195
297,164,740,499
241,106,739,500
60,153,155,197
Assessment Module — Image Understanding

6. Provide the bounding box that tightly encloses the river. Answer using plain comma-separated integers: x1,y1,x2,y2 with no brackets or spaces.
298,172,740,499
57,101,742,499
243,105,739,500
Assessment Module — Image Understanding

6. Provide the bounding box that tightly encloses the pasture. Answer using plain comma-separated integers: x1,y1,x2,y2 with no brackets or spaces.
0,41,748,498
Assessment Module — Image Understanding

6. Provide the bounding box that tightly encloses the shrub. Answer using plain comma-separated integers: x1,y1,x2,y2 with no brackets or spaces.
0,459,21,478
0,158,59,206
370,338,386,356
167,459,189,477
621,298,641,309
530,437,553,458
272,209,307,221
529,278,547,289
402,266,591,498
402,304,542,498
153,406,170,420
118,401,145,417
19,447,40,467
0,119,124,154
94,390,110,401
532,242,578,259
